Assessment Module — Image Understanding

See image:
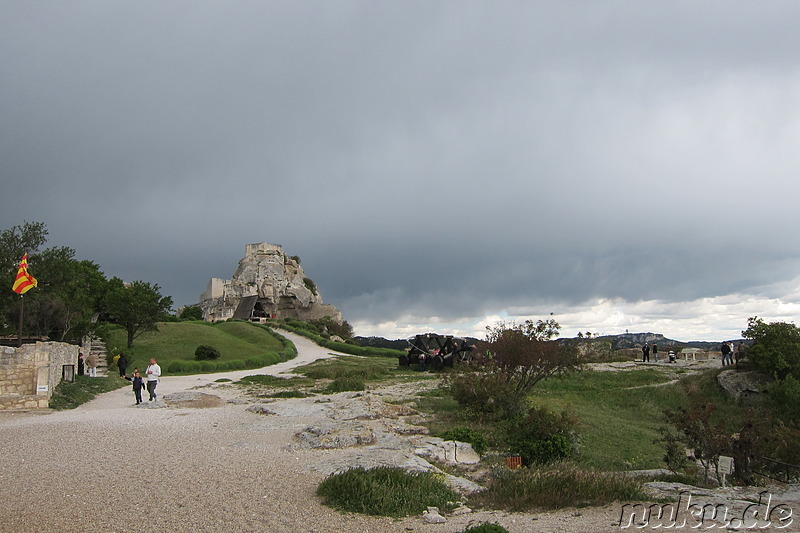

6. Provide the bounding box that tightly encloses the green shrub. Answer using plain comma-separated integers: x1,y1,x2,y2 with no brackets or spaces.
449,371,522,419
167,360,185,373
194,345,221,360
227,359,246,370
326,376,365,393
439,427,488,456
503,407,578,466
179,305,203,321
316,467,458,517
461,523,509,533
470,463,646,511
769,374,800,420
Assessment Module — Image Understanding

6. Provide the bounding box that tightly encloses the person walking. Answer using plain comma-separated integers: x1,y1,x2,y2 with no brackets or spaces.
720,341,732,366
86,352,97,377
117,353,128,378
652,343,659,363
145,358,161,401
77,352,85,376
124,368,146,405
642,344,650,362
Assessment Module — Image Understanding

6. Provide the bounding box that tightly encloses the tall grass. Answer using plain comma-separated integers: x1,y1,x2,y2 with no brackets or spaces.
316,467,458,517
470,463,647,511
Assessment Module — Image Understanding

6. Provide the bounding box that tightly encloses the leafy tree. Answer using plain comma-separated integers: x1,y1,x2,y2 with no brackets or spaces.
0,221,49,333
17,247,108,340
309,315,354,341
742,316,800,380
179,305,203,321
0,221,48,274
661,397,731,485
451,317,580,419
103,278,173,347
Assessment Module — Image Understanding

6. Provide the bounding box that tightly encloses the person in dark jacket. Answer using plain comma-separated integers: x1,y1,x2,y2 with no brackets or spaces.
117,353,128,377
124,368,146,405
77,352,85,376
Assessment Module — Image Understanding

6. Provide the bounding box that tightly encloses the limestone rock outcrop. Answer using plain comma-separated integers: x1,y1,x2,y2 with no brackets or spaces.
199,243,343,323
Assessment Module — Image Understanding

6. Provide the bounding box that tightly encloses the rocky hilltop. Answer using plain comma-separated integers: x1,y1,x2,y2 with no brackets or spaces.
199,243,342,323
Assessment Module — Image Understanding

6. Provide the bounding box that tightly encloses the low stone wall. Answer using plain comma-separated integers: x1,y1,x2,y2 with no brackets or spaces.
0,341,79,410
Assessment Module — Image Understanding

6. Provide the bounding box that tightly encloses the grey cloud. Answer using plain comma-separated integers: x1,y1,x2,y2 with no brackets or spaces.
2,1,800,337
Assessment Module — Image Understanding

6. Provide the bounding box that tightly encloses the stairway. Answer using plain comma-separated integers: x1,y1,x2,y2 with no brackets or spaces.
85,337,109,377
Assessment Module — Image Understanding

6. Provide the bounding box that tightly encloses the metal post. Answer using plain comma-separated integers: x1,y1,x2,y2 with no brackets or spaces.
17,295,23,347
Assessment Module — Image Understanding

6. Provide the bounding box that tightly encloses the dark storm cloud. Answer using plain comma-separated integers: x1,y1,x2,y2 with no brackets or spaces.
2,1,800,337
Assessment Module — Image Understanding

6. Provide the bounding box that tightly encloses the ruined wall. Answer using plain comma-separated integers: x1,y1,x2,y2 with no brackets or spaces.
0,342,78,410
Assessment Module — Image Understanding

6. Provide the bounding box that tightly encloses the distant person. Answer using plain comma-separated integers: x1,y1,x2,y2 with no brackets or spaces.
728,341,735,366
77,352,85,376
720,341,732,366
418,352,426,372
117,353,128,378
652,343,659,363
86,352,98,377
124,368,146,405
146,358,161,401
642,344,650,362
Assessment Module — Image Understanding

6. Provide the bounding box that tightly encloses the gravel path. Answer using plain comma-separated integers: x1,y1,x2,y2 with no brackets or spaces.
0,332,645,533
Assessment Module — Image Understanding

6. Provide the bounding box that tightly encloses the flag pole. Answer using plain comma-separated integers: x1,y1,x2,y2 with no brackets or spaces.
17,294,23,347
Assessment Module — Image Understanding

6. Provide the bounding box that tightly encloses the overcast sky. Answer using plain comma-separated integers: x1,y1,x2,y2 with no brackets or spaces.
3,1,800,341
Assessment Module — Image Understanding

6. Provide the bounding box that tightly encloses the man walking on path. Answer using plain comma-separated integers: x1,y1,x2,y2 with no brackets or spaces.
652,343,659,363
146,358,161,401
641,344,650,362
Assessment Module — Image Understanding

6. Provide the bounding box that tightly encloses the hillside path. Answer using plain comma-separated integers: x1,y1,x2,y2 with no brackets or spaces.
81,329,350,410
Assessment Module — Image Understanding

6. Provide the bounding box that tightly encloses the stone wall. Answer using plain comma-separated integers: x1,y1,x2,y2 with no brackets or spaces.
0,341,78,410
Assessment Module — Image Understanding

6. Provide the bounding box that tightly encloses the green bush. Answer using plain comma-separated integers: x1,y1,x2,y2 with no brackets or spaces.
179,305,203,321
316,467,458,517
325,376,366,393
449,371,521,419
470,463,646,511
768,374,800,421
503,407,578,466
227,359,246,370
194,345,221,360
461,524,509,533
439,427,488,456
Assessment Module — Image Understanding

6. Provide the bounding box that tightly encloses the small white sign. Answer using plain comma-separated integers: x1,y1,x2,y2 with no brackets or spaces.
36,385,48,392
718,455,734,475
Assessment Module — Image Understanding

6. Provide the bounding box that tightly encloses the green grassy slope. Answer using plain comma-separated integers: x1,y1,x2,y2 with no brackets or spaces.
104,321,293,374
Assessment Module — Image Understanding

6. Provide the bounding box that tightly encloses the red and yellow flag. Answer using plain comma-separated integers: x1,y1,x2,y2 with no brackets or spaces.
12,253,37,295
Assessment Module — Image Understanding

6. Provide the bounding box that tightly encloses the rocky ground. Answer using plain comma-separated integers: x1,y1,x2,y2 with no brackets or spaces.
0,333,796,532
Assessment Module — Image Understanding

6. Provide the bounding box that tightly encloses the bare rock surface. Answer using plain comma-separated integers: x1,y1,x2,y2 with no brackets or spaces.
716,370,772,402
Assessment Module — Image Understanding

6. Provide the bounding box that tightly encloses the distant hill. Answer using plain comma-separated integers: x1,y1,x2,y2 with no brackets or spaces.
357,331,743,352
584,332,744,351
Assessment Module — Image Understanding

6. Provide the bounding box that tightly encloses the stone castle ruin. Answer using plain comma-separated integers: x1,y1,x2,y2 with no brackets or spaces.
199,243,343,324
